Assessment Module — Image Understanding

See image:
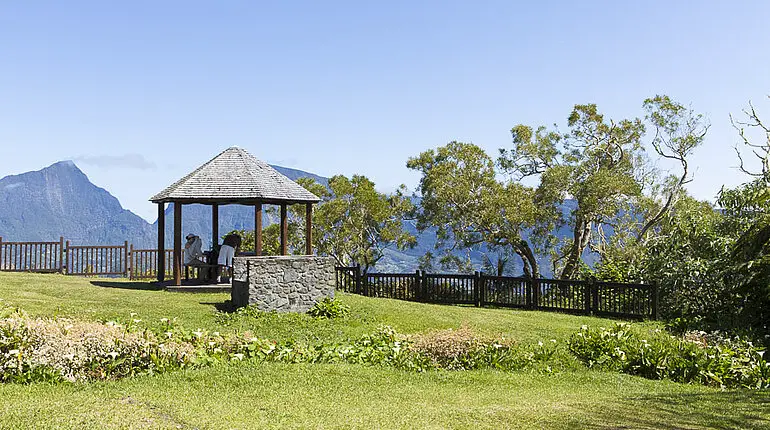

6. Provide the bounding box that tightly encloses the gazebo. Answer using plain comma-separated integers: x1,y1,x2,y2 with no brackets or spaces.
150,147,321,286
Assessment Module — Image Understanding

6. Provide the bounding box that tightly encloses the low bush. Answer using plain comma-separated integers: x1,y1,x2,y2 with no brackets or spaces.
307,297,350,319
0,310,196,383
568,323,770,389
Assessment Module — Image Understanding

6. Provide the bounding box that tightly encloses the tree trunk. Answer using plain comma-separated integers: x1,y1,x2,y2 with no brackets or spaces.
561,214,592,279
515,240,539,279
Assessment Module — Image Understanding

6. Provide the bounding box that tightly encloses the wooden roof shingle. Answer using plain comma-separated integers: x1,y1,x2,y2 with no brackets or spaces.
150,147,321,204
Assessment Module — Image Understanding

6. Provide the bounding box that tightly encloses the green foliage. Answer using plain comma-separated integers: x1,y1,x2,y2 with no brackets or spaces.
502,103,648,279
307,297,350,319
407,141,550,277
568,323,770,389
314,175,416,273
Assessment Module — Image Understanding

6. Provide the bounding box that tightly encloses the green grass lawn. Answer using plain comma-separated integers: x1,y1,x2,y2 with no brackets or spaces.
0,272,768,429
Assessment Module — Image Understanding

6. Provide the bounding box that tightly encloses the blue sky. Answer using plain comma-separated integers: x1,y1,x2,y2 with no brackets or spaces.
1,1,768,221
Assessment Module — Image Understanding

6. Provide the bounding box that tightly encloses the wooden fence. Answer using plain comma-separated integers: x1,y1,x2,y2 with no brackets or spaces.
0,237,173,280
336,266,658,320
0,237,64,273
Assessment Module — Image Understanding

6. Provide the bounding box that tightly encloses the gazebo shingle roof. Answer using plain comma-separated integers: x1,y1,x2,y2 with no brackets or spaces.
150,147,321,204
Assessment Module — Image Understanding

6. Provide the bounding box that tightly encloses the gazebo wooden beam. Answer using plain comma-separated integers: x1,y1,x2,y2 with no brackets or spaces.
305,203,312,255
255,202,263,256
280,203,288,256
212,204,219,248
173,203,182,286
157,203,165,282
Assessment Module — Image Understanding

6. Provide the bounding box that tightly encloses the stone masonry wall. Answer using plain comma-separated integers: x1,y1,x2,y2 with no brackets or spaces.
231,256,335,312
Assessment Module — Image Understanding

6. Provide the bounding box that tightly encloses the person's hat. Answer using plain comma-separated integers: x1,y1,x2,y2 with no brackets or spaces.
186,234,196,240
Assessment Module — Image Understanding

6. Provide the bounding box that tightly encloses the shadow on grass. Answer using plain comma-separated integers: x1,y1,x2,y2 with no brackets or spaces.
200,300,235,313
89,281,165,291
578,389,770,429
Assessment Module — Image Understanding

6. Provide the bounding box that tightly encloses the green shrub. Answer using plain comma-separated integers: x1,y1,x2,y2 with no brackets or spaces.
568,323,770,389
307,297,350,319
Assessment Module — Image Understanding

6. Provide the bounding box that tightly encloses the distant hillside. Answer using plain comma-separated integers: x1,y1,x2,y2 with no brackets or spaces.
0,161,155,246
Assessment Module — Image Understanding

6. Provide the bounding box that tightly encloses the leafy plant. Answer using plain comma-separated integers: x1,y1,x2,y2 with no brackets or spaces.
568,323,770,389
307,297,350,319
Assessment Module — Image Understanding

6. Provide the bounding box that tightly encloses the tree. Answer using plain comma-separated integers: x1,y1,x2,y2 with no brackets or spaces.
636,96,709,242
717,96,770,332
313,174,415,274
407,142,554,277
500,104,646,279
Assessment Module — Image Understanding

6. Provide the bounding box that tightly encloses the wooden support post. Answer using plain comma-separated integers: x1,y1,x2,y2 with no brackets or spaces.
305,203,312,255
157,203,165,282
0,236,3,271
212,204,219,248
58,236,64,273
65,240,70,275
173,202,182,286
255,202,262,256
280,203,288,256
129,244,134,280
123,241,129,277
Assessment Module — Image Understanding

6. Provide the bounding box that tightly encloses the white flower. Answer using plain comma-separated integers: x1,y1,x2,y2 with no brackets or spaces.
232,353,245,361
193,330,204,338
550,339,557,343
160,318,169,323
580,325,588,330
538,341,544,347
8,349,19,355
165,331,173,338
130,312,138,317
212,332,220,337
107,351,119,359
132,319,142,324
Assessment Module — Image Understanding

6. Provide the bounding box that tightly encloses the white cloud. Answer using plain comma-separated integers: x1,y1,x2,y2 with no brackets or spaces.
73,154,156,170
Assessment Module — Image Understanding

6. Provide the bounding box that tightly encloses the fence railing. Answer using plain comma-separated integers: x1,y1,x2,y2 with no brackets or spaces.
66,241,128,276
0,237,173,280
336,266,658,320
129,247,174,280
0,237,64,273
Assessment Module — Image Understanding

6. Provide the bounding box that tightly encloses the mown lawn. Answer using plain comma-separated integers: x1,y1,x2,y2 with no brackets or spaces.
0,272,768,429
0,272,645,344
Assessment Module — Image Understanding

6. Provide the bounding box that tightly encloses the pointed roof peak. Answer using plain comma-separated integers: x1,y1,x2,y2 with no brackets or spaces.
150,147,320,204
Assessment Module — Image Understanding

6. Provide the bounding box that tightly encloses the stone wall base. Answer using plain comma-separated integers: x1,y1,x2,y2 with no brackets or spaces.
231,256,335,312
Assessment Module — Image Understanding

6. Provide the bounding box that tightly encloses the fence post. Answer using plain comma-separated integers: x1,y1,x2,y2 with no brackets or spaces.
0,236,3,271
58,237,64,274
355,264,362,296
123,241,129,277
584,281,592,315
651,281,659,320
592,282,600,314
474,271,482,307
532,278,540,310
128,244,134,280
418,270,426,302
414,270,420,301
64,240,70,275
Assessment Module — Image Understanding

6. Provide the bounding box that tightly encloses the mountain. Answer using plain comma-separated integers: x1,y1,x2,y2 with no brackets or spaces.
0,161,156,246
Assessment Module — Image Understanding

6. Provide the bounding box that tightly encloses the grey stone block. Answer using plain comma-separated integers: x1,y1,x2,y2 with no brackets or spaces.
230,256,336,313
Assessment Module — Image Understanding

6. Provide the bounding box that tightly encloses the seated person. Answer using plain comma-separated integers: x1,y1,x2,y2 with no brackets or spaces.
217,232,241,283
184,234,206,266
